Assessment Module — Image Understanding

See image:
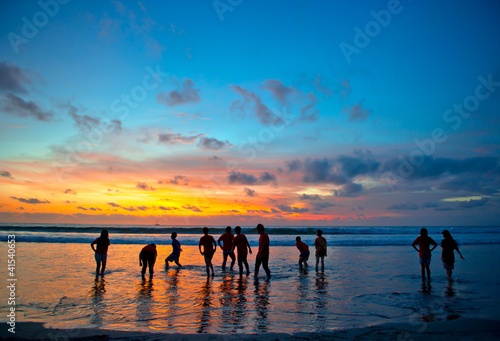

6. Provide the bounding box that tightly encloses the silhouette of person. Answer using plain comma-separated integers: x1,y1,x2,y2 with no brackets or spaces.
218,226,236,271
314,229,327,272
165,232,182,268
295,236,310,271
139,243,157,277
254,223,271,279
441,230,465,282
91,229,110,276
199,227,217,276
412,228,438,280
232,226,252,277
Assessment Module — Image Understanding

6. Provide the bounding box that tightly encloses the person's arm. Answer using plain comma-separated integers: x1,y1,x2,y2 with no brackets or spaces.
91,240,97,252
456,248,465,260
218,235,223,248
247,239,252,254
430,238,438,252
213,238,217,252
412,243,420,252
199,240,203,255
139,252,142,266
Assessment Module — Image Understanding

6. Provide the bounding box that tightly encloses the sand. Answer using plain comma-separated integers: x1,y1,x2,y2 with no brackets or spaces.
2,319,500,340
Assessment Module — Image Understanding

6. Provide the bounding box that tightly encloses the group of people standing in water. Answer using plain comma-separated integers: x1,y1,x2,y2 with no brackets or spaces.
90,224,327,278
91,225,464,282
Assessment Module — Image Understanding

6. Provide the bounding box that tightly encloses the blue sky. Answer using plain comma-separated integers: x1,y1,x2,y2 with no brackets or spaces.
0,0,499,226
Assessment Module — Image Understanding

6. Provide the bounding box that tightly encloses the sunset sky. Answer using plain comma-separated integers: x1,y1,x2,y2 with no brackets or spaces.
0,0,499,226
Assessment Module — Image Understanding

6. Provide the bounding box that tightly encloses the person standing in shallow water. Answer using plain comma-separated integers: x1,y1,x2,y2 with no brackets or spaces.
441,230,465,282
139,243,157,277
218,226,236,271
165,232,182,269
91,229,110,276
314,229,327,272
412,228,438,280
295,236,310,271
232,225,252,277
199,227,217,277
254,223,271,279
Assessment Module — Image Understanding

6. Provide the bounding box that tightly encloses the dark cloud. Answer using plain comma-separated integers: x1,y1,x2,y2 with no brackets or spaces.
456,198,488,209
64,189,76,194
10,196,50,204
333,182,363,197
1,170,13,178
300,92,319,122
89,207,102,211
337,150,380,178
314,75,334,97
159,175,188,185
137,206,149,211
136,182,156,191
64,104,122,133
276,204,309,213
77,206,87,210
157,132,203,144
197,136,232,151
208,156,223,163
344,103,371,122
387,202,420,210
183,204,202,212
156,78,200,106
311,202,335,211
229,85,285,126
261,79,295,105
227,171,277,186
302,158,348,185
244,188,257,197
0,93,53,121
421,202,440,208
0,62,32,94
299,193,322,201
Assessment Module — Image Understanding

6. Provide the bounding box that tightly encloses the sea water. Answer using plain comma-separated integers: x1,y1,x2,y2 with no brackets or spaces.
0,224,499,334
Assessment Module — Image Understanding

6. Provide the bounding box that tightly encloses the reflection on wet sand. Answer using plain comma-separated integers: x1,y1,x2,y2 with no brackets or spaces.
253,279,270,332
165,268,180,328
314,273,328,330
136,277,154,326
89,277,106,326
219,273,237,332
233,276,249,331
197,278,213,333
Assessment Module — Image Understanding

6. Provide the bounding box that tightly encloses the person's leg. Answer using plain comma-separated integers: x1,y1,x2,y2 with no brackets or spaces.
304,255,309,269
446,268,452,281
101,255,107,275
244,259,250,276
298,256,303,271
230,252,236,270
320,256,324,272
425,263,431,279
174,254,182,268
254,256,262,277
238,257,243,277
222,253,228,271
209,255,215,276
262,255,271,278
96,261,101,275
420,263,426,279
315,255,319,272
149,256,156,275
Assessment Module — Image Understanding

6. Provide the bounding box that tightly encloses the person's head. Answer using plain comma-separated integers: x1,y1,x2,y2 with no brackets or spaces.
256,223,264,234
202,227,209,235
442,230,452,239
171,232,177,240
101,229,109,239
150,243,156,248
317,229,323,237
296,236,301,242
235,226,242,234
420,228,428,237
225,226,231,233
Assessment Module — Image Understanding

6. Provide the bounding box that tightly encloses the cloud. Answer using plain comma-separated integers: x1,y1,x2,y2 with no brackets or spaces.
244,188,257,197
343,103,371,122
261,79,295,105
286,159,303,173
227,171,277,185
197,136,232,151
159,175,188,185
1,170,13,179
156,78,201,106
63,103,122,133
456,198,488,209
157,132,204,144
0,93,53,122
10,196,50,204
89,207,102,211
276,204,309,213
421,202,440,208
300,92,319,122
336,150,380,178
136,182,156,191
183,204,202,212
301,158,348,185
64,189,76,194
311,202,335,211
208,156,223,163
229,85,285,126
333,182,363,197
299,193,322,201
107,202,137,211
314,75,334,97
77,206,87,210
387,202,420,210
0,62,32,94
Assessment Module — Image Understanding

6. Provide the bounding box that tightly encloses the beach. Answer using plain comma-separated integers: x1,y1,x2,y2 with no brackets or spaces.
1,238,500,339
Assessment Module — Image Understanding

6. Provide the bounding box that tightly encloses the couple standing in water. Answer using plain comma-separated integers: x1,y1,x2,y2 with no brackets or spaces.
198,224,269,278
412,228,465,281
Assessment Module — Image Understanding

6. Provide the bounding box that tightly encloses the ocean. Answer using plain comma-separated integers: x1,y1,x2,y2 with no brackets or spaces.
1,224,500,335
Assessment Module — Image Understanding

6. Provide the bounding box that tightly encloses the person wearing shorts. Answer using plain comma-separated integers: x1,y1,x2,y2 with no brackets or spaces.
295,236,310,271
314,229,327,272
254,224,271,279
91,229,110,276
199,227,217,277
139,243,157,277
165,232,182,269
218,226,235,271
232,226,252,277
412,228,437,280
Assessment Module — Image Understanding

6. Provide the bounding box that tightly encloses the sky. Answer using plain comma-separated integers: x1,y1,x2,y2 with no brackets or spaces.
0,0,499,226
